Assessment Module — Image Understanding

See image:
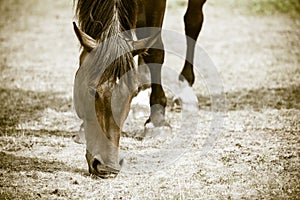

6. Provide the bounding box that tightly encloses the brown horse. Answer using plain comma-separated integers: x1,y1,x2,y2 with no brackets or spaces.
73,0,206,178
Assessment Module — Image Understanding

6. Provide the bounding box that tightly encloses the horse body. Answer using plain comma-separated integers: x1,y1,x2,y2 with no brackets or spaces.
73,0,206,178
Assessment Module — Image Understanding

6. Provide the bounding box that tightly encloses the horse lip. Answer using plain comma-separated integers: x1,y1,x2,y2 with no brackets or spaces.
96,164,120,173
98,171,119,179
95,164,120,179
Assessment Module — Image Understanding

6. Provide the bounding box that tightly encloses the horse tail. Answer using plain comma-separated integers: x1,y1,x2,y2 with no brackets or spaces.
74,0,137,40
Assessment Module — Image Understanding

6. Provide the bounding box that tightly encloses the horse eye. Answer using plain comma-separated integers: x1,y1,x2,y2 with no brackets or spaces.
88,88,99,99
95,91,100,99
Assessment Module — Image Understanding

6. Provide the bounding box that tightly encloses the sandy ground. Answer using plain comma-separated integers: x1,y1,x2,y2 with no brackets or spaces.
0,0,299,199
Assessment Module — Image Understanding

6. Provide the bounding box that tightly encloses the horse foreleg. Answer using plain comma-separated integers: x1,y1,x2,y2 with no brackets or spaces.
179,0,206,86
140,46,171,138
144,48,167,127
133,36,170,139
137,0,168,125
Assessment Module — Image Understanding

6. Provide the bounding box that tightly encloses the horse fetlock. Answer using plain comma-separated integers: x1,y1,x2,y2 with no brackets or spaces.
149,104,167,126
179,66,195,86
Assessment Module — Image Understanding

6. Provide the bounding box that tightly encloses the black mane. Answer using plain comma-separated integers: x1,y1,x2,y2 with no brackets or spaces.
74,0,138,85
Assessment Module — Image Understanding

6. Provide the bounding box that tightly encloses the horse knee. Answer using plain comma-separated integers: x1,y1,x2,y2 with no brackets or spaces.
142,39,164,64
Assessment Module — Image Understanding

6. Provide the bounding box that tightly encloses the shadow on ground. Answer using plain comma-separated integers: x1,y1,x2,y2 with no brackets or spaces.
0,88,72,136
0,151,86,175
194,84,299,111
226,84,300,110
0,151,87,199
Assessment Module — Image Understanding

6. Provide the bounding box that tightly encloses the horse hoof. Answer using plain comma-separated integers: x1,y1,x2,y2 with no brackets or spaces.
171,81,198,113
143,122,172,139
171,97,182,112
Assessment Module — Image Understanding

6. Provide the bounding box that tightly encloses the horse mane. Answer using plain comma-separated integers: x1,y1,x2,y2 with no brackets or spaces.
74,0,138,86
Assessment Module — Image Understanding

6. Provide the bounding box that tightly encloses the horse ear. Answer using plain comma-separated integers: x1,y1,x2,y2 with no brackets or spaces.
73,22,97,52
131,32,160,56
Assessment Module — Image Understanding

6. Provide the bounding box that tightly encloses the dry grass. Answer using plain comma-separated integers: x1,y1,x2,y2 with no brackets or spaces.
210,0,300,19
0,0,299,199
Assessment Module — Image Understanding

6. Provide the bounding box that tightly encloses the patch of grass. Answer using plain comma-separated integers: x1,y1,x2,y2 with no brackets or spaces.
0,136,33,152
167,0,187,9
0,88,72,135
248,0,300,18
226,85,300,111
0,134,68,152
0,191,33,200
212,0,300,18
0,151,75,173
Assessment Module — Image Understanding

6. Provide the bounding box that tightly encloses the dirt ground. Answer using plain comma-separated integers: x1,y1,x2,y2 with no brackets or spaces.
0,0,299,199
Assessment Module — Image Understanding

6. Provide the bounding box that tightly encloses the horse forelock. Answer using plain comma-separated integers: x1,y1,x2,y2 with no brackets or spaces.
87,36,135,87
74,0,137,86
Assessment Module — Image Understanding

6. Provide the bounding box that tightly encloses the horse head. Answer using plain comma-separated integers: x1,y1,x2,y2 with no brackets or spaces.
73,22,158,178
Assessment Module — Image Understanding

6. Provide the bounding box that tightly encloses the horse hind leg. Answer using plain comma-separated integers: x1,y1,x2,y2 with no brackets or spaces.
179,0,206,86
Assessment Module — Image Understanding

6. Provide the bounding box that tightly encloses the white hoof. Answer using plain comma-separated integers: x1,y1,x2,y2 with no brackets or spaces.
143,122,172,139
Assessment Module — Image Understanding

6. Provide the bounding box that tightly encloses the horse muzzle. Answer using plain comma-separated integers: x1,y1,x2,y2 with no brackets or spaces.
86,150,123,179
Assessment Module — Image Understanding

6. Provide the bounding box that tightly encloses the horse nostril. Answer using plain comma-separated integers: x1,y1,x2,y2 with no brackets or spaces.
92,158,102,171
119,158,124,166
